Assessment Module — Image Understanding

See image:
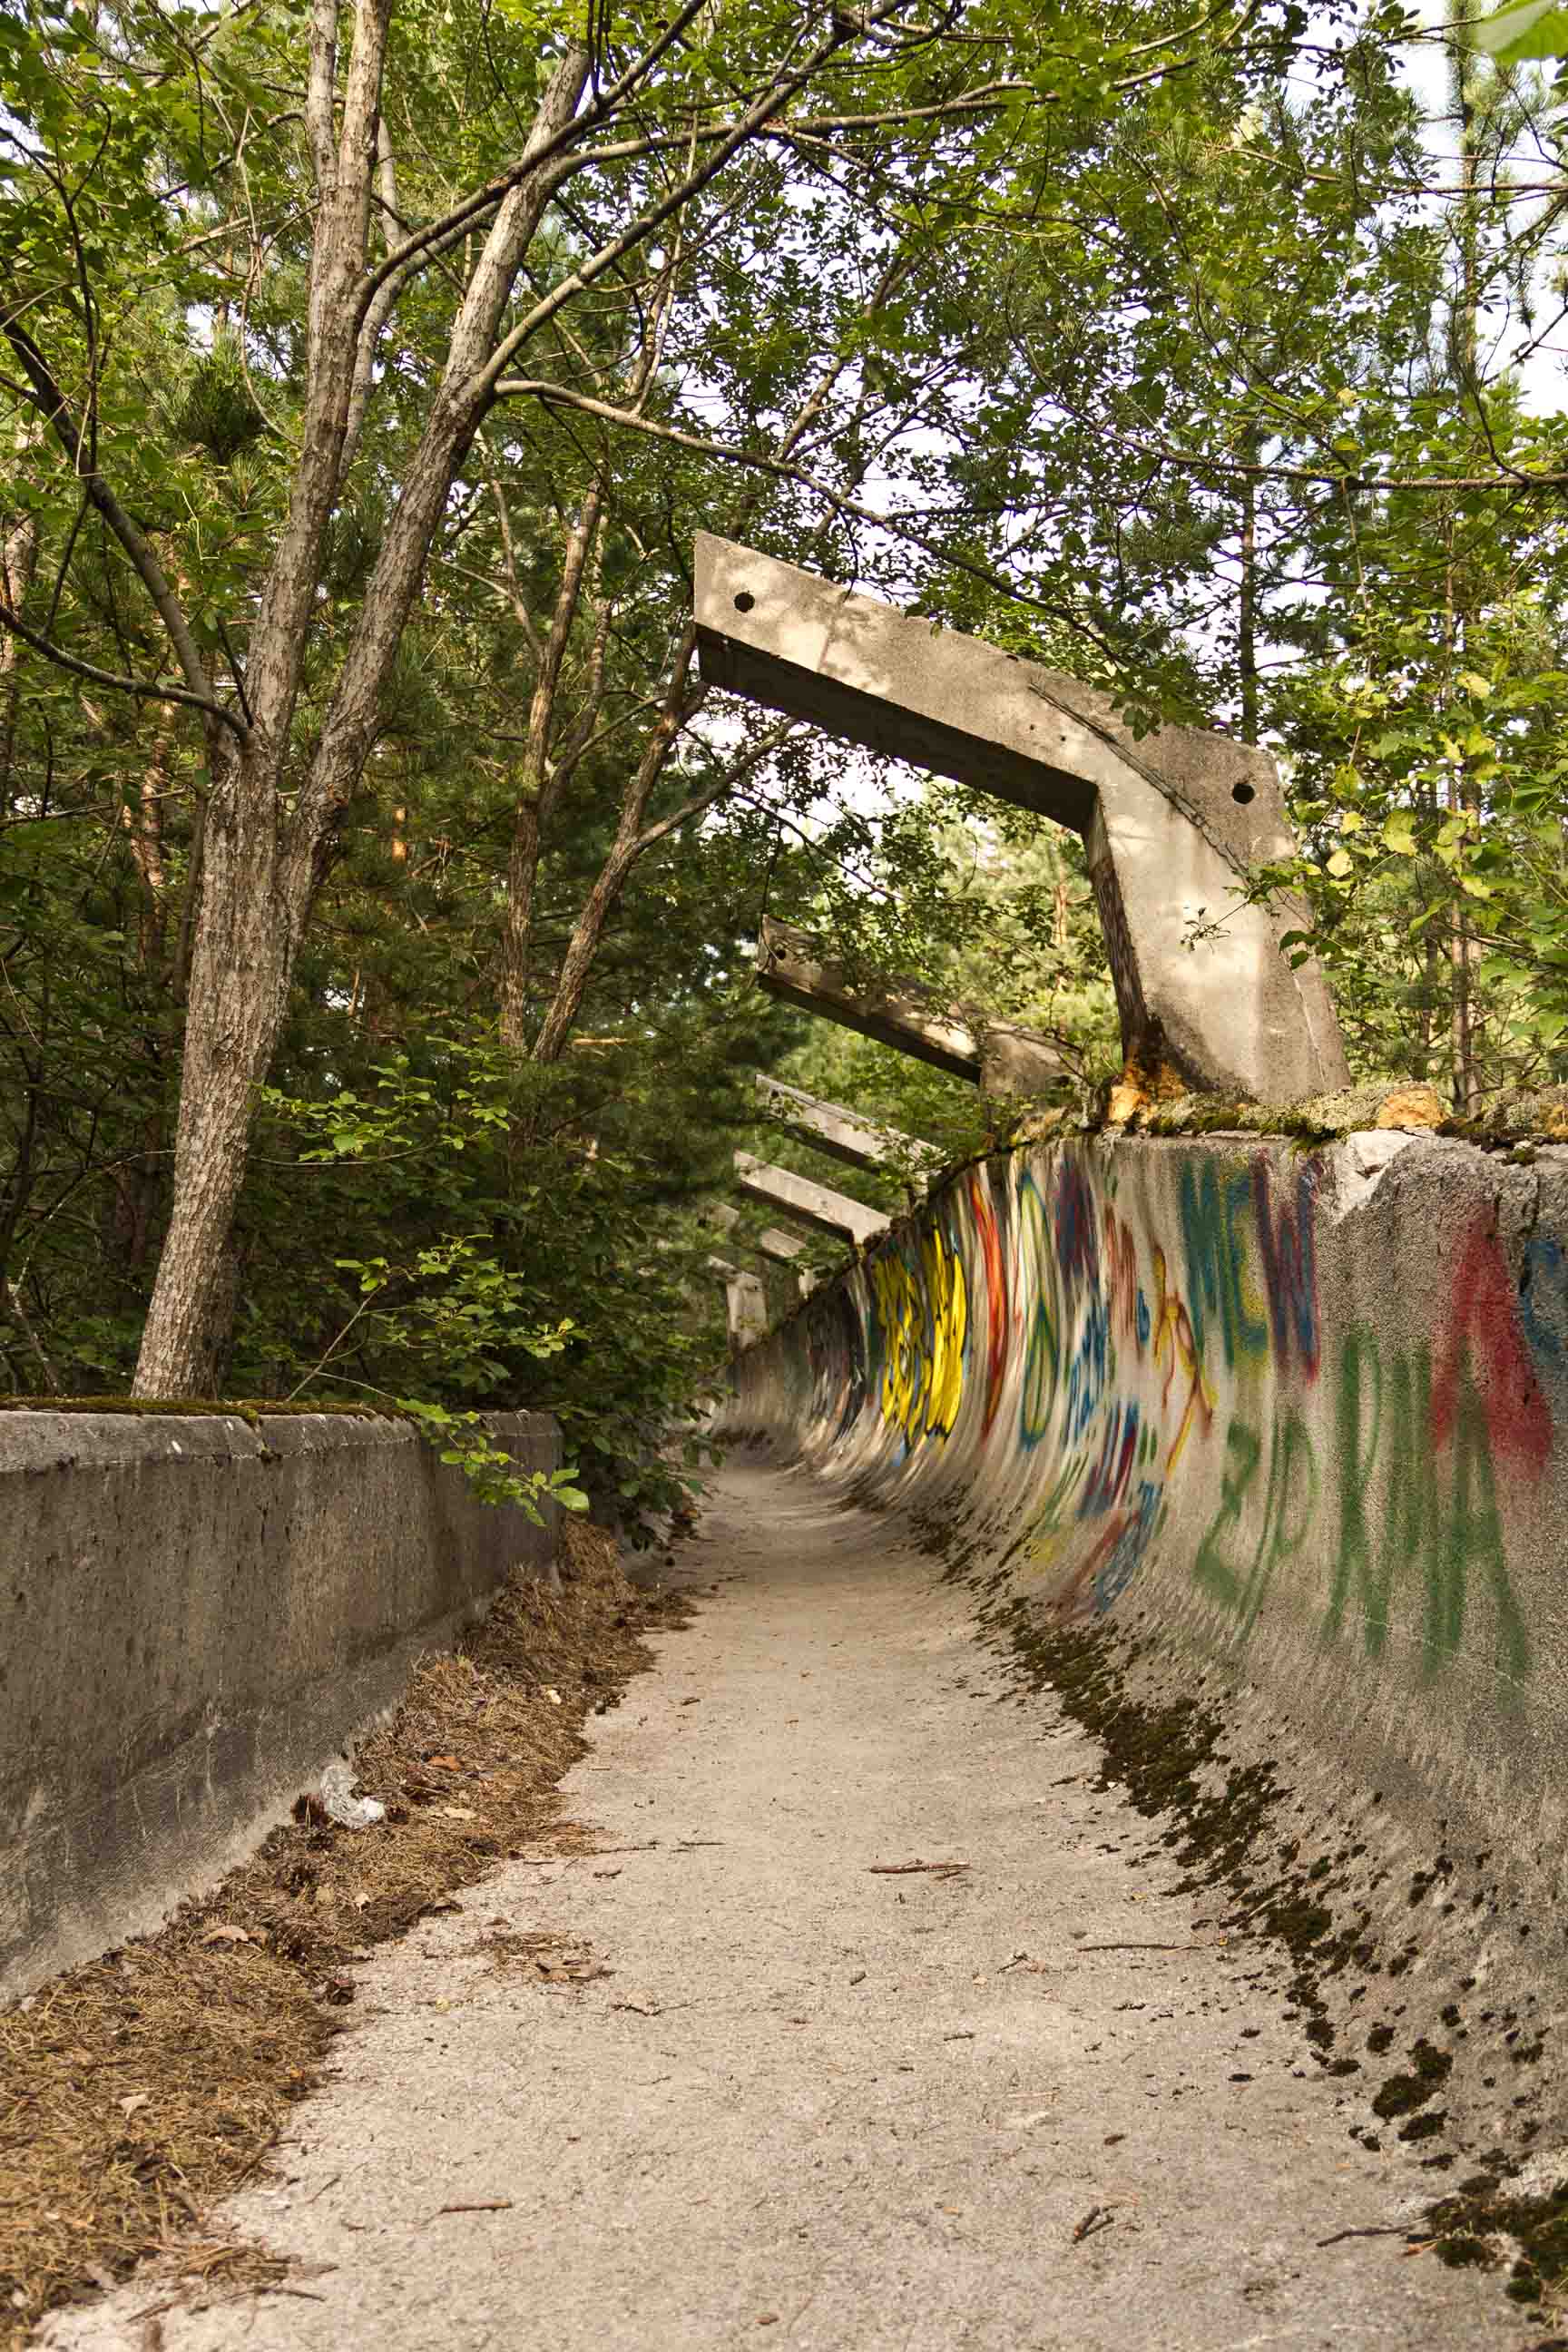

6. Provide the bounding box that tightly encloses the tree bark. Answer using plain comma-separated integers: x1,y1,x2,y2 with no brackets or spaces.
133,35,591,1396
497,490,603,1049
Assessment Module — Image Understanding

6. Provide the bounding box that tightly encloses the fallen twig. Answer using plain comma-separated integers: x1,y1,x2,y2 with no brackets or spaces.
1073,2205,1117,2244
434,2200,514,2216
867,1860,971,1878
1076,1941,1217,1953
1317,2225,1413,2249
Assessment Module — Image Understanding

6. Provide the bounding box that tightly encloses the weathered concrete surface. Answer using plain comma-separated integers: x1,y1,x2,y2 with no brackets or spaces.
722,1127,1568,2170
756,1073,927,1171
0,1409,559,1998
758,917,1065,1099
40,1463,1526,2352
698,534,1348,1101
733,1149,889,1248
727,1269,767,1344
755,1223,808,1263
754,1225,818,1299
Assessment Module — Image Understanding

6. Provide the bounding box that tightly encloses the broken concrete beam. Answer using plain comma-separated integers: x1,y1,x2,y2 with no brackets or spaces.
696,535,1348,1103
754,1224,808,1262
732,1152,890,1248
757,921,1063,1100
976,1023,1072,1101
755,1074,925,1171
757,919,981,1083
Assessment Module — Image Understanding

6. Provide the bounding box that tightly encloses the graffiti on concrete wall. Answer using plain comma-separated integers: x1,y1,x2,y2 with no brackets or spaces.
754,1133,1563,1694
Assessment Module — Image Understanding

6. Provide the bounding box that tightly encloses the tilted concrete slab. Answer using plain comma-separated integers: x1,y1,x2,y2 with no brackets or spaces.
733,1152,890,1248
757,920,1065,1100
756,1074,926,1171
696,534,1348,1102
755,1224,808,1262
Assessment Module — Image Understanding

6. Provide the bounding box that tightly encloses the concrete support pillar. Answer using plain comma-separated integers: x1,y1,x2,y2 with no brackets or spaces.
732,1152,890,1248
695,534,1348,1102
754,1222,818,1301
707,1256,767,1347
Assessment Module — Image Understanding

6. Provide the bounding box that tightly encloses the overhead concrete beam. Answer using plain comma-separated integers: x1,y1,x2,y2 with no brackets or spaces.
755,1074,926,1171
733,1152,890,1249
757,921,1064,1100
696,534,1348,1102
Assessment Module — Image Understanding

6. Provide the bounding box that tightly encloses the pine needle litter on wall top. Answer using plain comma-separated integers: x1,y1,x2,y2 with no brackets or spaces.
0,1518,692,2347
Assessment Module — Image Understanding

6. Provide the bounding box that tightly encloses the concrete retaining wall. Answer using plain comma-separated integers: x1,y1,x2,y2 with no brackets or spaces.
0,1408,560,1996
725,1129,1568,1873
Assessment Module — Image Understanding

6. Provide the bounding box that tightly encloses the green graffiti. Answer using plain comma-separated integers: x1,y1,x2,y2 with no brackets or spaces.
1328,1328,1392,1654
1195,1413,1318,1633
1324,1324,1530,1686
1180,1161,1269,1373
1193,1422,1262,1612
1435,1380,1530,1688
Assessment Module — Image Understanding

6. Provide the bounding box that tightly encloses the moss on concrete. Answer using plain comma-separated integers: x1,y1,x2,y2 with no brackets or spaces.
0,1395,411,1426
1006,1077,1568,1151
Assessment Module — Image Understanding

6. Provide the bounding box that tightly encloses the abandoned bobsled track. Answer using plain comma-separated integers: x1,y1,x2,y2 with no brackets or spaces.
37,1457,1557,2350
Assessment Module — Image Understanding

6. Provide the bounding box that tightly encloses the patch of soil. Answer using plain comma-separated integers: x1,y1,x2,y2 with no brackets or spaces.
0,1519,691,2347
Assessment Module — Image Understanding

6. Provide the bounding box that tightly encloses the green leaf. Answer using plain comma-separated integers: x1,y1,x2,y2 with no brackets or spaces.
1472,0,1568,61
1382,812,1417,857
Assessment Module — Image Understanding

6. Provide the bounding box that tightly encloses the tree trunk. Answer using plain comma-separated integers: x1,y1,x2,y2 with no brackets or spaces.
497,490,603,1050
133,40,590,1395
132,732,294,1393
0,505,37,813
531,839,639,1063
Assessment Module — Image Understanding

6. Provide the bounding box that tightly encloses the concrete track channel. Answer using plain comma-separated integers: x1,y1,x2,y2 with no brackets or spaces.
44,1460,1529,2351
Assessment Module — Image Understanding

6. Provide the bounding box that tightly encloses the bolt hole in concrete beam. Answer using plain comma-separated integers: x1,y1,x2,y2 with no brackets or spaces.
693,534,1348,1102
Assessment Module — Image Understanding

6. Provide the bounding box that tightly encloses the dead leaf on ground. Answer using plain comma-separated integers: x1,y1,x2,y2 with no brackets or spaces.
200,1926,251,1946
613,1996,661,2017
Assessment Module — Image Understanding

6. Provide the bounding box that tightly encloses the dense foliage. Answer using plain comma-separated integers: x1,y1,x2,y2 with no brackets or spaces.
1,0,1566,1514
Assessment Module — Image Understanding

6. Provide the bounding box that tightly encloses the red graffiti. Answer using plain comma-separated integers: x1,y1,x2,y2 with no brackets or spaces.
1103,1206,1142,1352
971,1170,1010,1440
1430,1218,1553,1476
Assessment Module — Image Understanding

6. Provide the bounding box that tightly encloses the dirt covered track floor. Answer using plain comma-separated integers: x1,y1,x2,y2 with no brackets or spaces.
41,1458,1536,2350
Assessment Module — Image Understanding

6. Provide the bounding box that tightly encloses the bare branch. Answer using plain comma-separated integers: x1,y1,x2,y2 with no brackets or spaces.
5,324,227,720
0,598,245,733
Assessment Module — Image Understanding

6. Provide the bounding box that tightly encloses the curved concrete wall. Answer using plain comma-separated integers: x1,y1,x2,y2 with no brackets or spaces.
724,1129,1568,1864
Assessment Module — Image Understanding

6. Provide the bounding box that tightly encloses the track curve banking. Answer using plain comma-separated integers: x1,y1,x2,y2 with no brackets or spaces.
724,1123,1568,2183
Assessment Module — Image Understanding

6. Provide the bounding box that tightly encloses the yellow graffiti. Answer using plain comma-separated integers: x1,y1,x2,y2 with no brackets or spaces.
870,1227,968,1445
1151,1242,1215,1469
